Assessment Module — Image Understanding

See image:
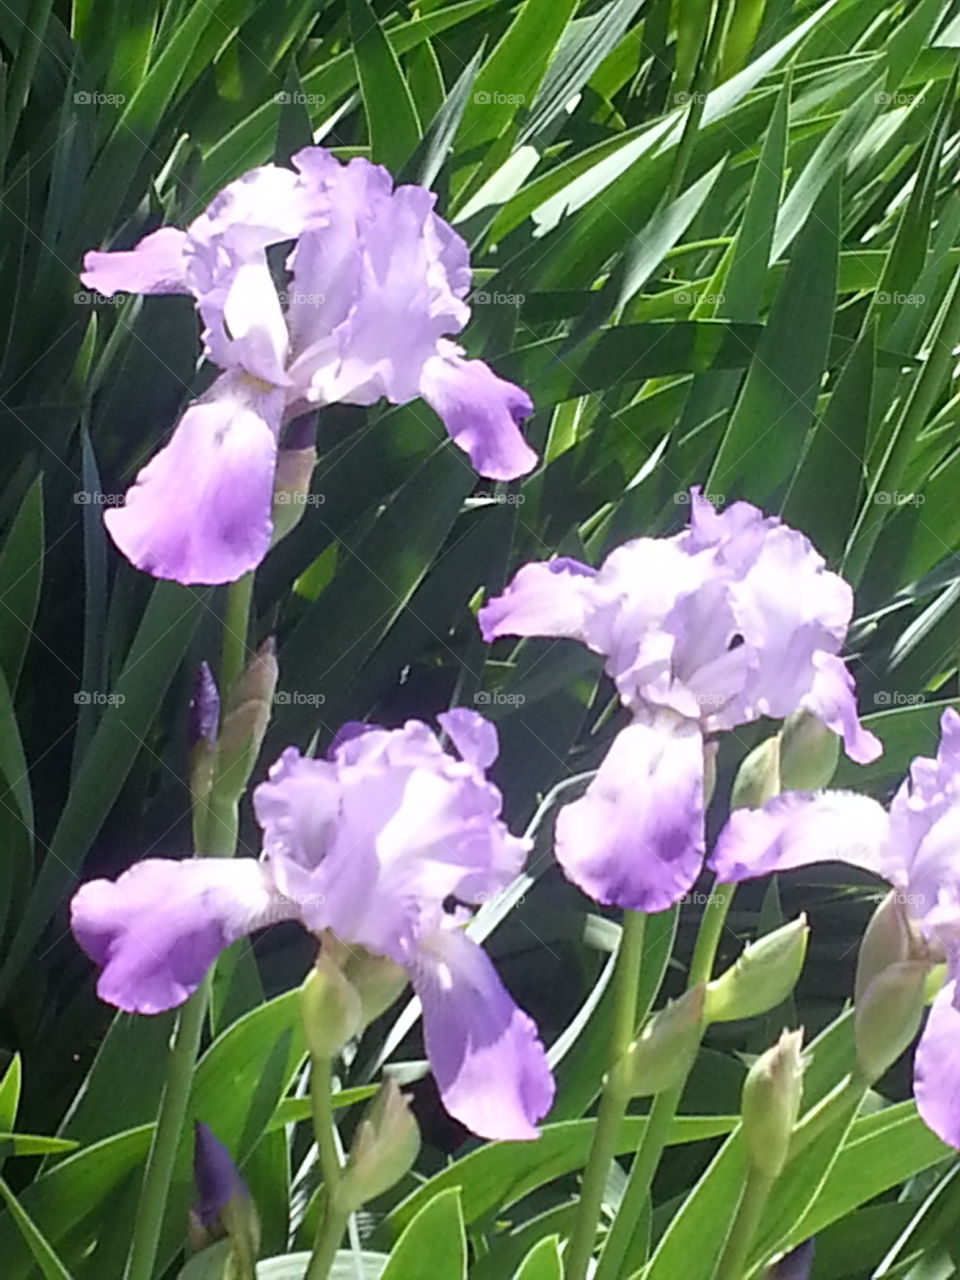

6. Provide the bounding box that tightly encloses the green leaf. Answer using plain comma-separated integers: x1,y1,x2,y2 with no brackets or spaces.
0,1134,78,1158
0,1179,70,1280
0,581,206,998
383,1116,736,1237
513,1235,563,1279
0,1126,152,1277
381,1188,466,1280
707,174,841,502
0,475,43,694
348,0,421,171
0,1055,20,1130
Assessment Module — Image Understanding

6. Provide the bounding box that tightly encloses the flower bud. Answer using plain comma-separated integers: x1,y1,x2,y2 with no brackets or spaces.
741,1030,804,1179
854,960,927,1083
625,985,705,1096
188,663,220,839
703,740,718,808
213,638,278,805
300,950,363,1061
336,1079,420,1213
780,711,840,791
731,735,781,811
706,917,808,1023
765,1238,815,1279
855,891,925,1005
188,1122,259,1276
271,430,317,545
336,939,408,1025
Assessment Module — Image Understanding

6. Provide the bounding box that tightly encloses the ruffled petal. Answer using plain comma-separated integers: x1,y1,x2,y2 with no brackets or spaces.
419,342,537,480
555,715,706,912
104,373,283,585
478,558,598,644
410,927,554,1140
71,858,287,1014
437,708,499,771
81,227,189,297
914,978,960,1148
709,790,890,883
802,651,882,764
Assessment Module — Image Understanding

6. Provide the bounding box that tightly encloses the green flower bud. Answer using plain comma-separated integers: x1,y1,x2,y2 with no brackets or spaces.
338,942,408,1025
336,1079,420,1213
741,1029,804,1179
731,735,781,811
854,960,927,1084
703,740,718,808
300,951,363,1061
706,917,809,1023
779,710,840,791
625,985,705,1096
855,891,926,1005
213,638,278,806
271,444,317,544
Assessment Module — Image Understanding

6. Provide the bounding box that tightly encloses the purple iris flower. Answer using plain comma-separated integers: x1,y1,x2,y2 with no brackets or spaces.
192,1122,249,1228
478,491,880,913
710,707,960,1147
70,710,554,1141
81,149,537,585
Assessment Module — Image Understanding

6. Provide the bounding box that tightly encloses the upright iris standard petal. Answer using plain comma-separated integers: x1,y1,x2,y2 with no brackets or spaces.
556,715,706,912
419,341,537,480
710,791,890,883
411,928,554,1140
104,374,284,585
81,227,190,297
914,980,960,1148
71,858,287,1014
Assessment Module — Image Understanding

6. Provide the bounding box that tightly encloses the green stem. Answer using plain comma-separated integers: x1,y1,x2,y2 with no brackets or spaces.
123,979,210,1280
596,884,734,1280
713,1168,775,1280
124,575,256,1280
564,910,647,1280
220,572,255,699
306,1056,347,1280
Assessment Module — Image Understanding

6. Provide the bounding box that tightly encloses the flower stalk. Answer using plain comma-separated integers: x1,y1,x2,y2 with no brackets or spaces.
565,909,646,1280
123,573,257,1280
